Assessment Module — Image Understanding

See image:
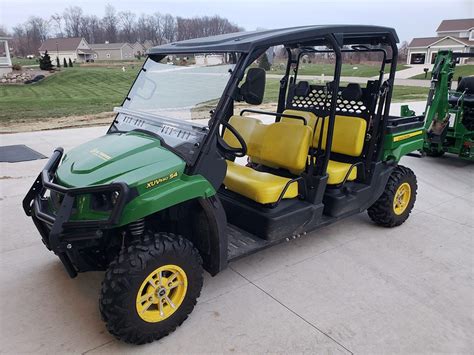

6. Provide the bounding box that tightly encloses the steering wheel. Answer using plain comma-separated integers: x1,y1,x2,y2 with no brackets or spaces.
216,120,247,157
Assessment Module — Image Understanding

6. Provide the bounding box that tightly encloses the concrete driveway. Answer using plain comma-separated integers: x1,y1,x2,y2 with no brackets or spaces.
0,121,473,353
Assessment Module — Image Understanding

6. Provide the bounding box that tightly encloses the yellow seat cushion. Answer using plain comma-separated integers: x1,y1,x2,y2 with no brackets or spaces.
326,160,357,185
224,161,298,204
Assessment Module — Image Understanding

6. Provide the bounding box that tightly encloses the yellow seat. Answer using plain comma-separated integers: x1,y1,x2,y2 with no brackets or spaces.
225,161,298,204
282,109,367,184
281,109,319,131
223,116,311,204
326,160,357,185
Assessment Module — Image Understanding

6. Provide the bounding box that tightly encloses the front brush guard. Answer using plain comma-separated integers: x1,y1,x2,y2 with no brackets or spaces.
22,148,130,277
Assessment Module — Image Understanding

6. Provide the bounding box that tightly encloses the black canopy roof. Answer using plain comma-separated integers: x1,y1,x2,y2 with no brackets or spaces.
149,25,399,55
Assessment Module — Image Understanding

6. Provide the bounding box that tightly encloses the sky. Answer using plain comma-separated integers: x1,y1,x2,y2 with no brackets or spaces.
1,0,473,43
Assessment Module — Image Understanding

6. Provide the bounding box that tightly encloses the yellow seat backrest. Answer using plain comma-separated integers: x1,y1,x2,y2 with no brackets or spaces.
281,109,319,131
258,122,312,172
281,110,367,157
223,115,311,173
313,115,367,157
223,115,264,156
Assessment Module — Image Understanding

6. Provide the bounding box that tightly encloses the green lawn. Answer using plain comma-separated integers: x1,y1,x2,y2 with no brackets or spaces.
271,63,409,77
411,64,474,80
0,67,139,122
11,58,40,66
262,79,428,103
0,67,428,123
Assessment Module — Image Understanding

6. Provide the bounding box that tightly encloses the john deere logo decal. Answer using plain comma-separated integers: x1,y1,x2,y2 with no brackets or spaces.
90,148,112,161
146,172,178,189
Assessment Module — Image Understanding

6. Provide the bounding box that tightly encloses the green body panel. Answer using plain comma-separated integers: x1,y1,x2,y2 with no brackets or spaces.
55,131,216,225
382,128,424,161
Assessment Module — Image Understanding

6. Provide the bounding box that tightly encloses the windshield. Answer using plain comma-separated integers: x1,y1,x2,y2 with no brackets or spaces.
112,53,236,160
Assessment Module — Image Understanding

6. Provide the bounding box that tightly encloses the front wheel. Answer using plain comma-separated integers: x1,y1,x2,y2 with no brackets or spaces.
367,165,417,227
99,233,203,345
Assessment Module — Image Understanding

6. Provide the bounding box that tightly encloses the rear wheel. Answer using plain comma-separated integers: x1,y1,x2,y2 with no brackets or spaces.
367,165,417,227
100,232,203,345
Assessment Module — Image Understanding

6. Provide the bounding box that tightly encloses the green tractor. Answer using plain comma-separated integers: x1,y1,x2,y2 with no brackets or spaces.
402,50,474,160
23,25,425,344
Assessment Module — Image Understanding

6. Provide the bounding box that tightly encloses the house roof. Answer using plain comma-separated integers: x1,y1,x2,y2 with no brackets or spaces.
39,37,84,52
408,37,439,47
409,35,474,48
436,18,474,32
90,43,131,50
149,25,399,55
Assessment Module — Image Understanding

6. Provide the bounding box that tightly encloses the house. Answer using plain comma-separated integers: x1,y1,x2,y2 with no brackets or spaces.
195,54,224,65
38,37,95,63
407,18,474,65
0,37,12,76
142,40,154,51
90,42,134,60
132,42,145,57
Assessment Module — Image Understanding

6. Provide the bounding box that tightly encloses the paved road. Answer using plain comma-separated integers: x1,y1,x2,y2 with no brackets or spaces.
0,108,473,353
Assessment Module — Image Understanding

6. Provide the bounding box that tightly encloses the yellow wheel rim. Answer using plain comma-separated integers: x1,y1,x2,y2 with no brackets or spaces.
136,264,188,323
393,182,411,215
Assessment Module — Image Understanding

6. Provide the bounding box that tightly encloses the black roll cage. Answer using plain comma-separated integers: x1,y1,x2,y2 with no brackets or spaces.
111,27,399,189
194,32,399,183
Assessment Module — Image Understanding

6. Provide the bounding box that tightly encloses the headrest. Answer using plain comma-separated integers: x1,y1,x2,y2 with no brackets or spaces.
294,81,310,96
457,77,474,94
239,68,266,105
341,83,363,101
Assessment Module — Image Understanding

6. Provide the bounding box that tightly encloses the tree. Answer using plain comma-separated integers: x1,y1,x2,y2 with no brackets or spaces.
63,6,83,37
40,51,53,71
119,11,136,42
258,53,271,71
68,58,73,67
56,56,60,68
103,4,118,42
0,25,8,36
63,57,68,67
50,13,63,37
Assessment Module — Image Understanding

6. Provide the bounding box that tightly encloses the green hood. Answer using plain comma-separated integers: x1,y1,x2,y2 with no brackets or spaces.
56,131,186,188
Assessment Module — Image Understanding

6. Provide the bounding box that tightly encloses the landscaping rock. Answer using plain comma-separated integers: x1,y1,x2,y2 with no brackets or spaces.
1,71,34,84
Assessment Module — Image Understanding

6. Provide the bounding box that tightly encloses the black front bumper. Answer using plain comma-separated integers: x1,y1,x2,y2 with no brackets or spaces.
22,148,130,277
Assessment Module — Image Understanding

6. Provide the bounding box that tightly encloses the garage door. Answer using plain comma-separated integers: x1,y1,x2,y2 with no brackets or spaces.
410,53,426,64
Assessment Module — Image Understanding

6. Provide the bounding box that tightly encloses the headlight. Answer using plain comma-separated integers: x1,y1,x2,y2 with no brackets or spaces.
90,191,119,211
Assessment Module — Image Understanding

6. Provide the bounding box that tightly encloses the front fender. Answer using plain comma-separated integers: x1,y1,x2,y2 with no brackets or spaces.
117,174,216,226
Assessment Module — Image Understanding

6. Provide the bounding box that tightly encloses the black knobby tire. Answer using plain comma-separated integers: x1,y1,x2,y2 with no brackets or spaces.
99,232,203,345
367,165,417,227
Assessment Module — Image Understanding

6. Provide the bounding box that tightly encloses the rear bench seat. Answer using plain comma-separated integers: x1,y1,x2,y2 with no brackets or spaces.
282,109,367,185
223,116,311,205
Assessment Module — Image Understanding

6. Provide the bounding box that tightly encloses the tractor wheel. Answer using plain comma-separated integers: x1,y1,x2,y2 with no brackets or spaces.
99,232,203,345
367,165,417,227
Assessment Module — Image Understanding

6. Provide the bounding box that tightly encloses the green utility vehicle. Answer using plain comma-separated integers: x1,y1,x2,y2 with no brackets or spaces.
402,50,474,160
23,26,425,344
